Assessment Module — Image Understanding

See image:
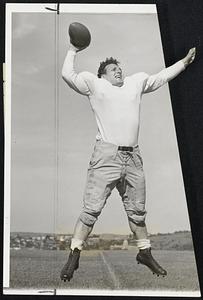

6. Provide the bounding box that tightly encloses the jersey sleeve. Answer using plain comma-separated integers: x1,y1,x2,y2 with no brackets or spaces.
142,60,185,94
62,50,96,96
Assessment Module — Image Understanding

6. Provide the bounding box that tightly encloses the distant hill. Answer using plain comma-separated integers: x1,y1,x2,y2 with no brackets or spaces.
97,231,194,251
11,230,194,251
127,231,194,251
149,231,194,250
99,233,128,240
11,232,51,238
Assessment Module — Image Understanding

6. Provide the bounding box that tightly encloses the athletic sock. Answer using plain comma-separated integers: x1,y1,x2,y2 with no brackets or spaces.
70,238,84,251
136,238,151,250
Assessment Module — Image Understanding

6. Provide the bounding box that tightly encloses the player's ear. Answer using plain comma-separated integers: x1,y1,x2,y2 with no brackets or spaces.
101,73,108,80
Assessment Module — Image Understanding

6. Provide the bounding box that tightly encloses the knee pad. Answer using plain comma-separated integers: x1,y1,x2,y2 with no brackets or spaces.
127,210,147,225
79,210,100,226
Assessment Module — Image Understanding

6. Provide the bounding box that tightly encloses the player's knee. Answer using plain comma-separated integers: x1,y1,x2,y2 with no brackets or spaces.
79,210,101,226
127,209,146,225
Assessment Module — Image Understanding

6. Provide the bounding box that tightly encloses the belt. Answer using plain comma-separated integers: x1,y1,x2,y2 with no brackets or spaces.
118,146,134,152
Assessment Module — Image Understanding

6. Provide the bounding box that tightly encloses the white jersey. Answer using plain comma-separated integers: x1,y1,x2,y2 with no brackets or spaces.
62,50,185,146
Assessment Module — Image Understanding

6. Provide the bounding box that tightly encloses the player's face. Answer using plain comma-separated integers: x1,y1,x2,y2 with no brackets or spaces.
102,64,123,87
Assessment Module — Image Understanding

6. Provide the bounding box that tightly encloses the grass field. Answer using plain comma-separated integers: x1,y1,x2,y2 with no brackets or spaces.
9,248,200,293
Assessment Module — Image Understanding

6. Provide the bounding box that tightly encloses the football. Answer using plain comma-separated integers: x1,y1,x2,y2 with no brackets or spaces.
68,22,91,49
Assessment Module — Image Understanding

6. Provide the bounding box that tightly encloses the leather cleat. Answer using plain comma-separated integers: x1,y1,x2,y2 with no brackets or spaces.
136,248,167,276
60,248,81,282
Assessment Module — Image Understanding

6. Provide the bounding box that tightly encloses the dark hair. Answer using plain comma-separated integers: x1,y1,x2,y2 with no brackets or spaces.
97,57,120,78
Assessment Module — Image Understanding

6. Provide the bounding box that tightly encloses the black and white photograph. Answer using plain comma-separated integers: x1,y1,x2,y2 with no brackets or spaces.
3,2,202,296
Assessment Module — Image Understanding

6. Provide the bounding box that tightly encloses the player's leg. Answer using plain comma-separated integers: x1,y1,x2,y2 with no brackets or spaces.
72,171,117,249
118,149,167,276
60,218,94,282
61,141,120,281
128,219,148,240
72,218,93,246
116,178,150,245
72,140,120,249
61,183,117,281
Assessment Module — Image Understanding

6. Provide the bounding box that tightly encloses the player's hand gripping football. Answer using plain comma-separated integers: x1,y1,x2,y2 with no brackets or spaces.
68,22,91,52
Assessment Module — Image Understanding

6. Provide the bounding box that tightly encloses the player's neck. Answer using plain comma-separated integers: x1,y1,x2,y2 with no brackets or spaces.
112,81,124,87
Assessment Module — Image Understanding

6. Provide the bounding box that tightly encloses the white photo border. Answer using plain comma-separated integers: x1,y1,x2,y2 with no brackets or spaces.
4,3,200,297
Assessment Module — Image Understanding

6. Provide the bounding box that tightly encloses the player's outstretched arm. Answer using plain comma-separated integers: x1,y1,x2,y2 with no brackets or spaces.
62,43,94,96
143,47,196,93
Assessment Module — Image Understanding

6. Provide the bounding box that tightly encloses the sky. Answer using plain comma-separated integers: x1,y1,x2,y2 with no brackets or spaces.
9,9,192,235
